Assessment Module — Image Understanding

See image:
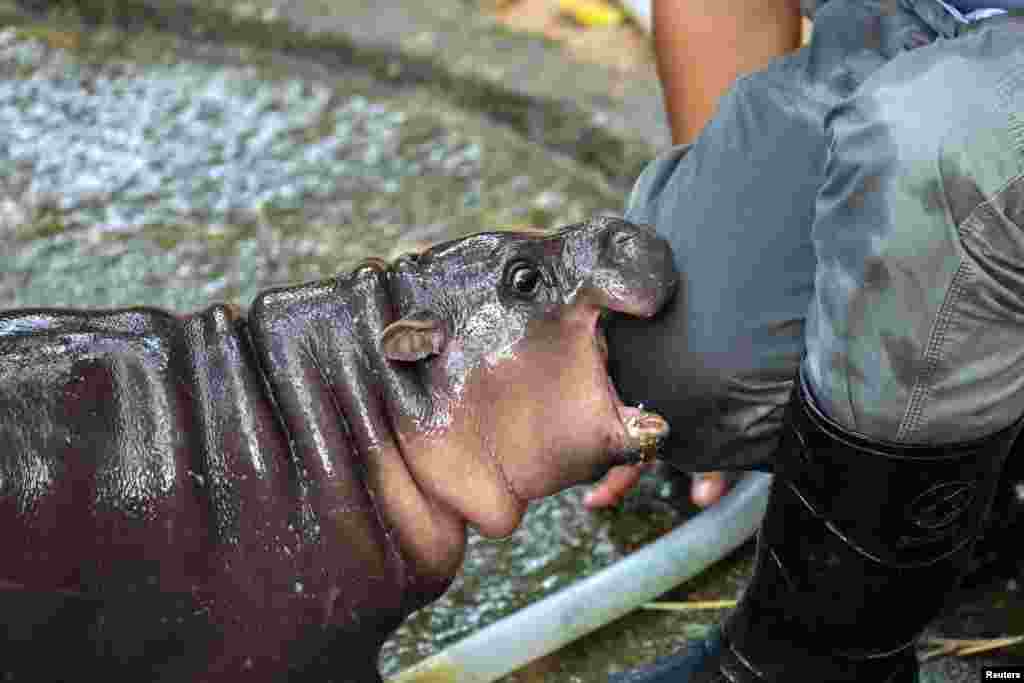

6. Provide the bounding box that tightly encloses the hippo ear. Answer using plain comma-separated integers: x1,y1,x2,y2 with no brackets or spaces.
381,311,447,362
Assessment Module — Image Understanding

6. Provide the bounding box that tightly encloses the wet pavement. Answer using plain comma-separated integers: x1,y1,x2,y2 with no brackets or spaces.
0,19,622,312
0,2,1021,681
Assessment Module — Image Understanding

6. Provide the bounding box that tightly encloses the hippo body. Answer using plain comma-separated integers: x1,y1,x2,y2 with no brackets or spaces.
0,218,675,682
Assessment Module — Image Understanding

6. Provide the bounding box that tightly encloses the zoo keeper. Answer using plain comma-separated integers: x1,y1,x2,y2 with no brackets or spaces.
598,0,1024,680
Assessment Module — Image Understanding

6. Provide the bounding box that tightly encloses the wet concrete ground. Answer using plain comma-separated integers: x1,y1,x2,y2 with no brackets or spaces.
0,19,621,312
1,2,1021,681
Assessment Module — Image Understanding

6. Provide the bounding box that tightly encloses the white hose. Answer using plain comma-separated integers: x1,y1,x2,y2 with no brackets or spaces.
618,0,652,33
389,471,772,683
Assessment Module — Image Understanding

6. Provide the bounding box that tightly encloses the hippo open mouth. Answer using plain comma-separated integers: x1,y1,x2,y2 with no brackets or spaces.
596,312,670,464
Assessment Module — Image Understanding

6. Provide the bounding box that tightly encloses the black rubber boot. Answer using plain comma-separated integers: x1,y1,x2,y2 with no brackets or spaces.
613,367,1023,683
971,439,1024,578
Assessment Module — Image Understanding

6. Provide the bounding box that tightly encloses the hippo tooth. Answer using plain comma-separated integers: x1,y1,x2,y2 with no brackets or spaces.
621,406,669,463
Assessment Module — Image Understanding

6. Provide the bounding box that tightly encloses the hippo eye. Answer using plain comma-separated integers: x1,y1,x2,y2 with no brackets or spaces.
505,261,542,299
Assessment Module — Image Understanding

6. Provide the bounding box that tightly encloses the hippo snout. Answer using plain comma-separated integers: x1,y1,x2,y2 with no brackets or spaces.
574,217,678,318
603,221,669,271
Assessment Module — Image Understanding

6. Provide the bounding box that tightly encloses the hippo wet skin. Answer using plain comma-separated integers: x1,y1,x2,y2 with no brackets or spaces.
0,217,675,682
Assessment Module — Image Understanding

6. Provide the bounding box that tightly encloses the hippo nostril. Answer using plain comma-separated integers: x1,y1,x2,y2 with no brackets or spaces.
611,230,634,247
606,229,639,261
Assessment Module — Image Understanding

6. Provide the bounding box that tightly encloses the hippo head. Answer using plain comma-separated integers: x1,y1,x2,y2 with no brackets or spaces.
378,216,677,537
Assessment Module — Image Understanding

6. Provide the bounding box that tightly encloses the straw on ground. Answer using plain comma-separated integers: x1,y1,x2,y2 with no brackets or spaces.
642,601,1023,661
